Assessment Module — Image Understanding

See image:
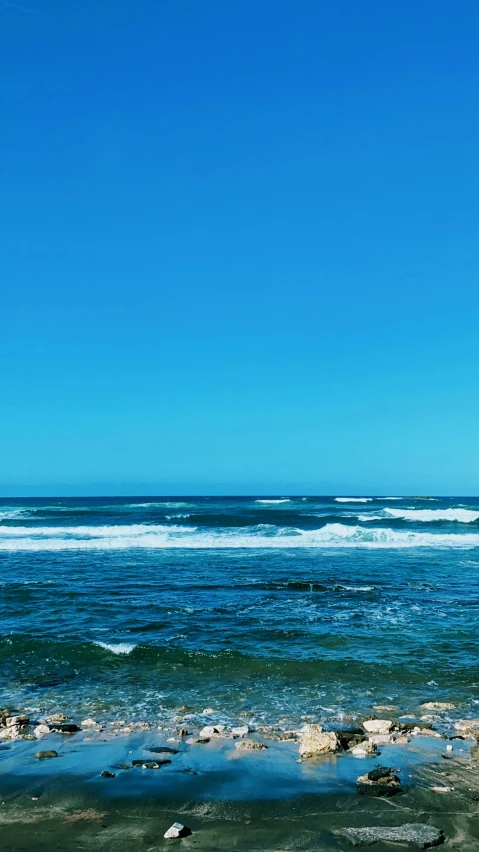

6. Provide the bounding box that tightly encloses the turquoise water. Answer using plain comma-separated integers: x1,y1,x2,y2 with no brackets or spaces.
0,496,478,727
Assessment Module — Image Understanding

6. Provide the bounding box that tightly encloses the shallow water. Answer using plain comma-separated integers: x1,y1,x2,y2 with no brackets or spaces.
1,495,478,725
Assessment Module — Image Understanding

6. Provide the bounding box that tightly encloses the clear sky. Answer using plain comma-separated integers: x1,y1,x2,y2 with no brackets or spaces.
1,0,479,495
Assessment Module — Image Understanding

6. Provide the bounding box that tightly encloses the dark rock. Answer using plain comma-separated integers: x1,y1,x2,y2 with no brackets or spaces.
368,766,397,782
146,746,179,754
396,720,433,731
132,759,171,769
357,766,402,797
338,822,445,848
48,723,80,734
35,750,58,759
100,770,115,778
336,729,365,749
178,728,189,737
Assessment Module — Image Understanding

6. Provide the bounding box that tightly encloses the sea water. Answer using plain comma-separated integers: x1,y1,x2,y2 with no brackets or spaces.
0,495,478,728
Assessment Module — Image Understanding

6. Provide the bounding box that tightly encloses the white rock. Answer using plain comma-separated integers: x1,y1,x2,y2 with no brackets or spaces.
164,822,190,839
0,727,20,740
81,718,98,728
231,725,250,738
421,702,455,711
202,708,214,715
44,713,67,724
368,734,392,745
199,725,225,737
363,719,393,735
299,724,338,757
455,719,479,735
446,744,453,752
34,724,50,738
351,740,377,756
431,786,453,792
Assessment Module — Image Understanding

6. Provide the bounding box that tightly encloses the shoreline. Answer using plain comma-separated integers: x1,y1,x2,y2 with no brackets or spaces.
1,705,478,849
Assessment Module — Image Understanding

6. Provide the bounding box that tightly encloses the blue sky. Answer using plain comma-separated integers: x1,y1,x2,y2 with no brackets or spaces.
1,0,479,495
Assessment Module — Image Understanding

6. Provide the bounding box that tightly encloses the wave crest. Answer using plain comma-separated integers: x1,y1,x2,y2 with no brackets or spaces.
385,508,479,523
0,522,478,550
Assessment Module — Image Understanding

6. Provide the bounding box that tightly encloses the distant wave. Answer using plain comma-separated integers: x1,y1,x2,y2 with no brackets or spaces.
335,497,372,503
93,641,137,655
255,499,291,504
126,502,192,509
385,508,479,523
0,522,478,550
379,497,403,501
0,509,26,520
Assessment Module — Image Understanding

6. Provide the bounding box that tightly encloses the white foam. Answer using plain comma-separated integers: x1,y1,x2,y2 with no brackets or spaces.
255,499,291,504
335,497,372,503
94,641,137,655
0,523,193,537
0,522,478,550
385,508,479,523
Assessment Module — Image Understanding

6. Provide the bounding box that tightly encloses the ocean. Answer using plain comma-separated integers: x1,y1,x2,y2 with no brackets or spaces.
1,495,478,730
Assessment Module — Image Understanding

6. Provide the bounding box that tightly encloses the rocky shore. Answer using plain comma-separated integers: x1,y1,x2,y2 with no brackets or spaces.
1,700,479,849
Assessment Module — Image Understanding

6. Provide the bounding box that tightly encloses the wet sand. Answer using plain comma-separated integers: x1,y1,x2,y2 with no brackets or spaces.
1,731,478,850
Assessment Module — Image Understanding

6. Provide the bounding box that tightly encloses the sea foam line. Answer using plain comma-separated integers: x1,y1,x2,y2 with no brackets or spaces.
0,522,478,550
385,508,479,523
335,497,372,503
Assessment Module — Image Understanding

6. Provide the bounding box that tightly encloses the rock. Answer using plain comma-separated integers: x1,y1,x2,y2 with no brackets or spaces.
232,725,250,738
357,767,402,797
199,725,226,737
147,746,179,754
44,713,67,724
132,759,171,768
470,744,479,759
0,726,22,740
81,718,99,728
336,730,365,750
186,736,210,745
35,750,58,759
201,708,214,715
178,728,189,737
338,823,445,848
33,724,51,738
235,739,268,750
299,724,338,757
362,719,393,735
100,770,115,778
394,735,410,744
351,740,377,756
421,702,455,711
431,786,453,793
164,822,191,839
277,730,296,740
48,723,80,734
455,719,479,737
6,714,29,728
373,705,399,712
368,734,392,745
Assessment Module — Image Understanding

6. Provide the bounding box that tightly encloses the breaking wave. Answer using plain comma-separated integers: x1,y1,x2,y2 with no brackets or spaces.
335,498,372,503
255,499,291,504
0,522,478,550
93,641,137,655
385,508,479,523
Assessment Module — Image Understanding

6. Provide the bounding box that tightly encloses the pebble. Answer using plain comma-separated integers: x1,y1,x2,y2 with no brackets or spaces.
100,770,115,778
164,822,191,839
235,739,267,750
35,750,58,759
